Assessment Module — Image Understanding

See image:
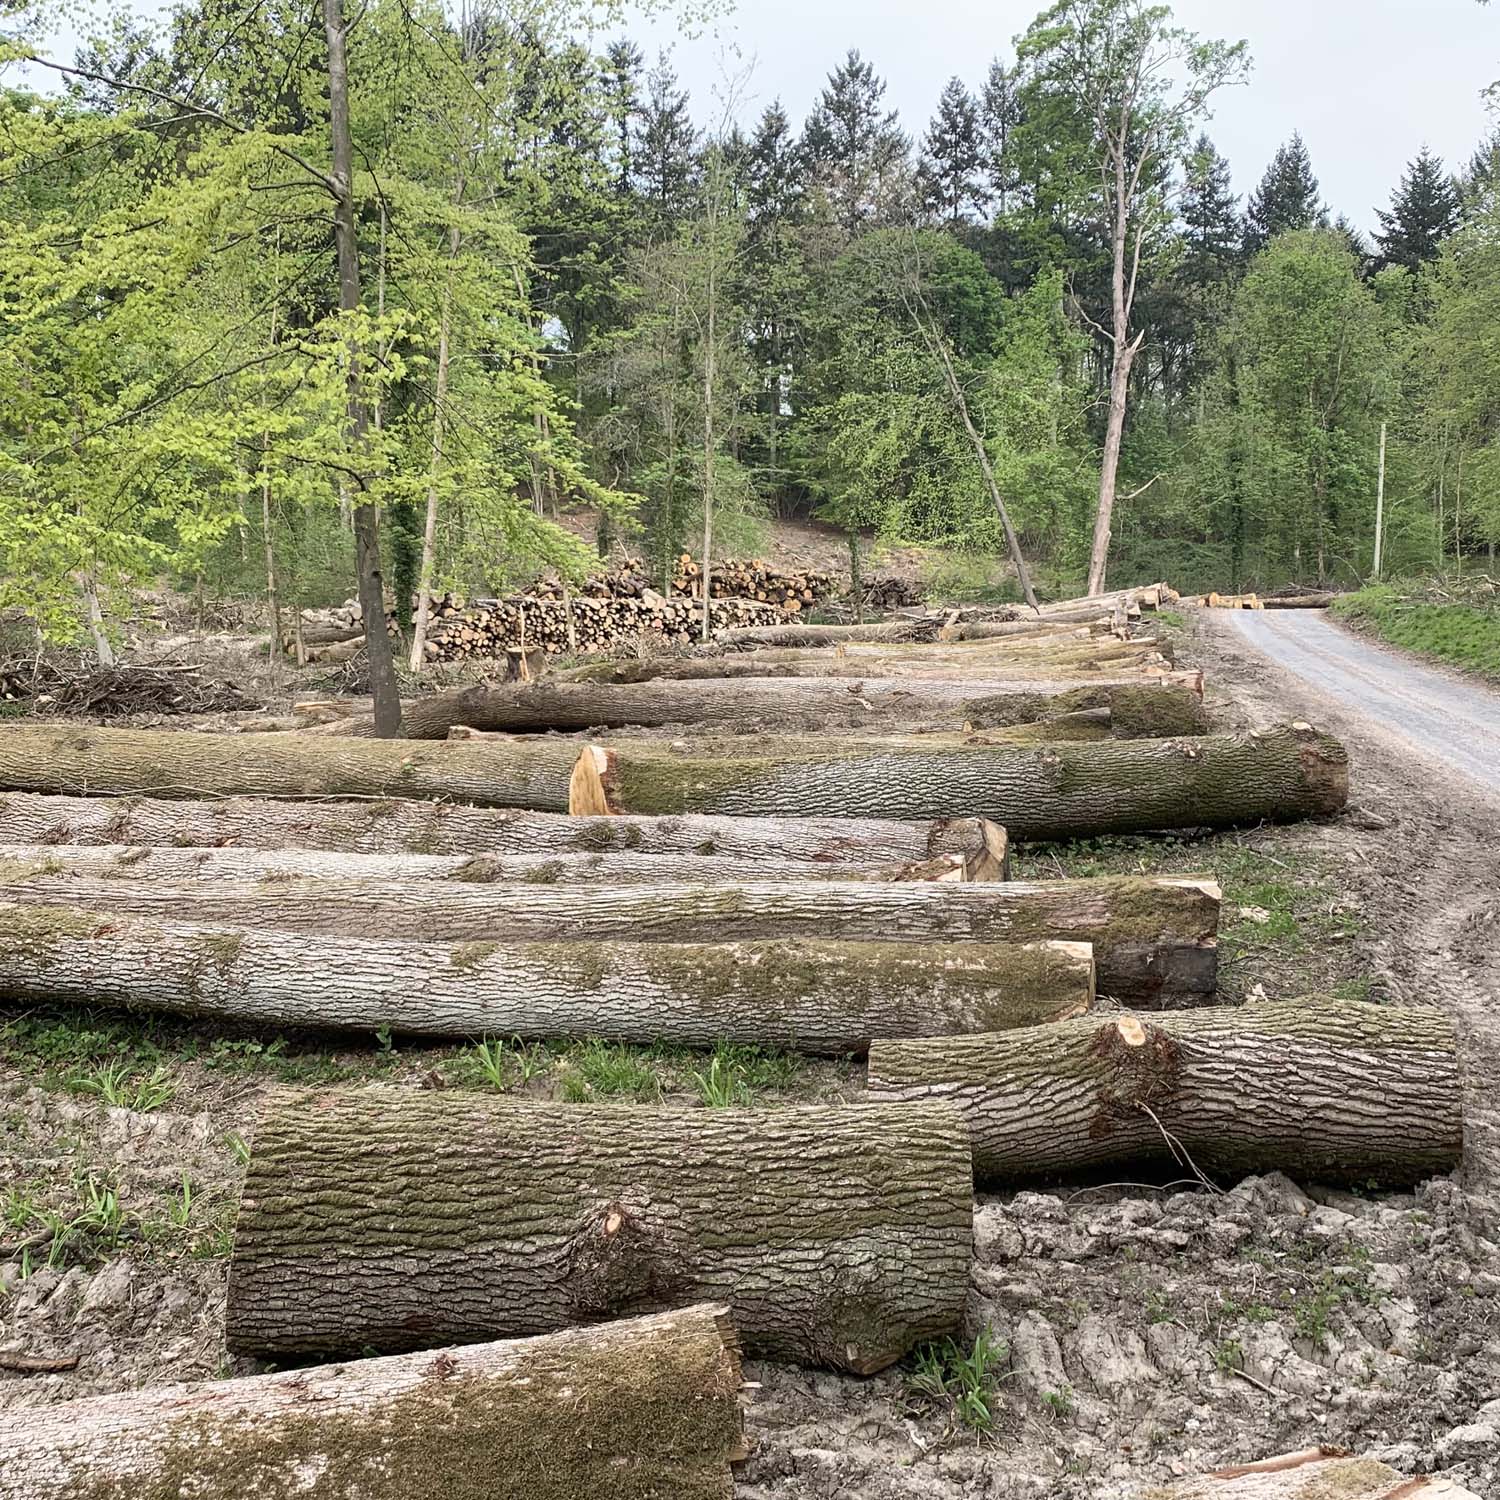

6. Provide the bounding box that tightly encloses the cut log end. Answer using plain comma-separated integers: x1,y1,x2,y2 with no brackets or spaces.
569,745,617,817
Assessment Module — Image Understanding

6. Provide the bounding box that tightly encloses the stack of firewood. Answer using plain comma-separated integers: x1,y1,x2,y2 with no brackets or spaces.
671,556,834,611
420,594,785,661
862,576,925,610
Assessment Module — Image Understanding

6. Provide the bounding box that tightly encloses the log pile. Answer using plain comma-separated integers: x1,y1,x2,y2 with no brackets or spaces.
0,1305,749,1500
667,554,835,609
861,576,925,610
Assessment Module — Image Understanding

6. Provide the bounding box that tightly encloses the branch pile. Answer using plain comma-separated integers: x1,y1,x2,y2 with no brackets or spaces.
0,656,257,717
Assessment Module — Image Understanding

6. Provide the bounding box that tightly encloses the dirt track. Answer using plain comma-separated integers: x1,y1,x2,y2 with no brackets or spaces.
1227,609,1500,797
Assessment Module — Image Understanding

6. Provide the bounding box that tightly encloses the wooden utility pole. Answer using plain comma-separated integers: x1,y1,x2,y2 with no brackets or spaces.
1372,421,1387,579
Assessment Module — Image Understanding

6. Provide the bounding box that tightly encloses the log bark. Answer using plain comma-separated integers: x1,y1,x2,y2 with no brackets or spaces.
1146,1447,1479,1498
0,724,577,809
0,828,1009,888
1260,592,1338,609
0,873,1215,1002
315,674,1196,739
225,1091,974,1371
569,724,1349,838
0,902,1092,1050
0,792,993,868
866,1000,1462,1186
0,1305,747,1500
713,621,930,648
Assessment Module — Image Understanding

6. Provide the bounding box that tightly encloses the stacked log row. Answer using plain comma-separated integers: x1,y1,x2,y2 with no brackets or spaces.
0,793,1000,870
0,870,1216,1003
668,554,834,608
0,1305,749,1500
224,1091,974,1372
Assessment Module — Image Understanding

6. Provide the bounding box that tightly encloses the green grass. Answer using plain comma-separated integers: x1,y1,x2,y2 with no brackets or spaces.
908,1330,1010,1435
1332,582,1500,680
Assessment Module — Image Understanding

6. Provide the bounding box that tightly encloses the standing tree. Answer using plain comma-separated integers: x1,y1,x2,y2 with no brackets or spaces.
1017,0,1248,595
1375,147,1462,272
634,54,698,227
981,57,1024,216
802,49,911,233
1244,133,1325,254
920,78,989,226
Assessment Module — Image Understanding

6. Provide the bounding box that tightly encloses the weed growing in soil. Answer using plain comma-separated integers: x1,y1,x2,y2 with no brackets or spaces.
909,1329,1010,1436
690,1053,750,1107
70,1058,178,1111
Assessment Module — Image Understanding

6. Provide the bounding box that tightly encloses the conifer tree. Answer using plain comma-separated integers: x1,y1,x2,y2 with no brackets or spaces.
801,49,910,231
1179,133,1242,286
602,38,644,193
1245,133,1326,253
920,77,988,225
1375,147,1461,271
981,57,1023,216
634,53,698,226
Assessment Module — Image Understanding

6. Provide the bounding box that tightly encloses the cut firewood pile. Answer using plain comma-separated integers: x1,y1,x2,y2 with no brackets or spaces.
0,576,1474,1500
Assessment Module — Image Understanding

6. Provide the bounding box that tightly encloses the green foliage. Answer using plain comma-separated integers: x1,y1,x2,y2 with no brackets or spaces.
1332,583,1500,679
908,1329,1010,1435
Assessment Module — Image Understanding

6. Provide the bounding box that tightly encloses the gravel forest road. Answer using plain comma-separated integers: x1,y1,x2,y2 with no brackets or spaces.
1226,607,1500,798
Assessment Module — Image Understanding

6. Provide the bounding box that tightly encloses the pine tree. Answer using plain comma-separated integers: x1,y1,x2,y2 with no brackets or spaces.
1464,126,1500,202
980,57,1023,216
602,38,644,194
634,53,698,226
801,49,910,231
1245,133,1326,254
1179,133,1242,286
746,101,804,225
1375,147,1461,271
920,77,988,225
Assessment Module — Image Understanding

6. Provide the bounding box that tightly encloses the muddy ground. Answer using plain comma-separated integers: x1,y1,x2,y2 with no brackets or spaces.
2,609,1499,1497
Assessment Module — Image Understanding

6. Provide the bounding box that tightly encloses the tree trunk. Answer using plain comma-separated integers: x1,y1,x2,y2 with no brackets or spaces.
569,724,1349,837
1132,1449,1477,1499
866,1000,1462,1187
408,249,456,672
0,724,576,809
0,791,995,869
1085,341,1138,598
0,831,1009,887
319,676,1202,739
0,873,1217,1003
323,0,402,738
80,575,114,668
226,1091,974,1371
0,1305,747,1500
0,903,1092,1052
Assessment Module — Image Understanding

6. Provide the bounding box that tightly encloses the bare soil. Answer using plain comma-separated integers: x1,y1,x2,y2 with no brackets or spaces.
3,608,1499,1497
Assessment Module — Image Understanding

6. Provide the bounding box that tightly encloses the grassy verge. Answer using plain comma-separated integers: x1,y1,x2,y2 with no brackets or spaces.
1331,581,1500,681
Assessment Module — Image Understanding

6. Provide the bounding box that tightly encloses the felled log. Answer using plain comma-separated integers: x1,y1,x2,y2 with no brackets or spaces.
312,674,1193,739
866,1000,1462,1186
568,724,1349,838
1146,1446,1479,1499
0,903,1091,1050
0,1307,746,1500
1261,592,1339,610
226,1091,973,1372
0,873,1214,1002
714,621,933,648
0,792,993,870
0,824,1009,887
0,725,577,809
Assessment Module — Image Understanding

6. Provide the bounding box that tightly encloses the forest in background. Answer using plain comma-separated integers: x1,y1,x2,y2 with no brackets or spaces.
3,0,1499,661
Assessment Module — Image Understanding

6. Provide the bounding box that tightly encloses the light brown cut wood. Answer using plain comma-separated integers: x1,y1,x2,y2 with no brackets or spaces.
0,1305,747,1500
866,1000,1462,1186
226,1091,973,1372
0,903,1092,1051
0,872,1214,1002
1146,1447,1479,1498
569,725,1348,838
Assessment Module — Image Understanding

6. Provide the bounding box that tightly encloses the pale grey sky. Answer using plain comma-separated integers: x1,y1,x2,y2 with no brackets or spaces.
635,0,1500,232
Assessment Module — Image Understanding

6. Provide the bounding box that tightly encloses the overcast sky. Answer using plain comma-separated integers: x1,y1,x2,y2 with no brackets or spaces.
633,0,1500,232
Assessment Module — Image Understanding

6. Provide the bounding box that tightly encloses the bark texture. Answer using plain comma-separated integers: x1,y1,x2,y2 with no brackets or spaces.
1143,1448,1479,1498
0,829,1009,887
0,872,1214,1001
320,674,1197,738
226,1092,974,1371
0,1305,746,1500
571,725,1349,838
0,904,1092,1052
0,792,986,868
0,725,578,808
866,1000,1462,1186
